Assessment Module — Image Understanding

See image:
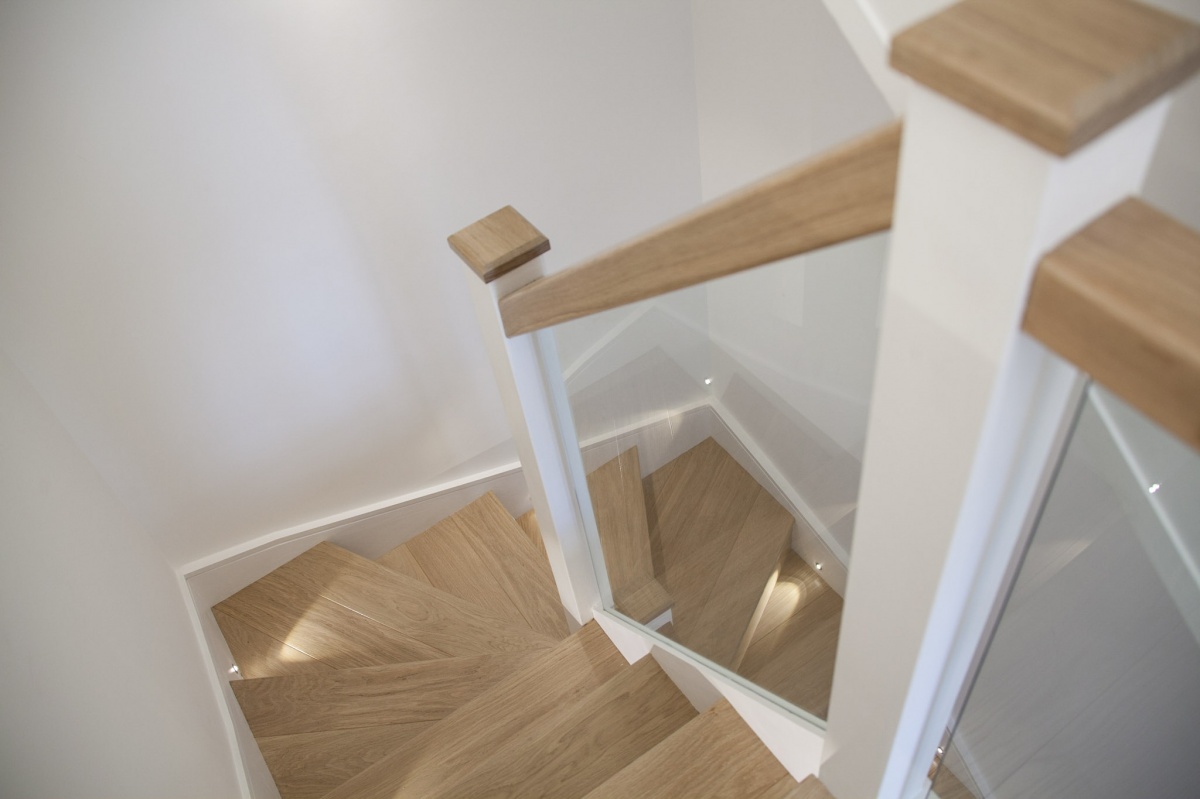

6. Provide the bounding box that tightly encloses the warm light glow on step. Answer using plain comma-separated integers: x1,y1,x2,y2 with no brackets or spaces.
815,562,823,570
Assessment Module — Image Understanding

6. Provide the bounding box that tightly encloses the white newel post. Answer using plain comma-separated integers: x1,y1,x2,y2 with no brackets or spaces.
819,85,1172,799
461,254,602,627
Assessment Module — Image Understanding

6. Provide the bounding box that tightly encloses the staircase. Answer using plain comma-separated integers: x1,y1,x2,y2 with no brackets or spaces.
214,491,838,798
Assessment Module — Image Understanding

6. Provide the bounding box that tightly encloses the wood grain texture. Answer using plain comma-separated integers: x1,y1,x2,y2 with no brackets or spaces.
452,492,570,639
684,490,793,669
232,651,544,737
265,542,558,657
322,622,626,799
739,589,843,719
587,446,673,622
374,543,430,585
213,608,333,679
216,578,445,668
762,774,839,799
426,657,696,799
581,700,788,799
891,0,1200,155
1023,198,1200,450
751,551,834,645
515,509,548,560
258,723,434,799
448,205,550,283
498,122,902,335
403,512,529,631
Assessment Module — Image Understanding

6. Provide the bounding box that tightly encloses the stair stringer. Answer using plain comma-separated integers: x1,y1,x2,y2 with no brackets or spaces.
592,609,826,784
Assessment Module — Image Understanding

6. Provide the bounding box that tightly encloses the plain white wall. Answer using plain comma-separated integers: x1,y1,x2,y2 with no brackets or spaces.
0,351,241,798
0,0,702,570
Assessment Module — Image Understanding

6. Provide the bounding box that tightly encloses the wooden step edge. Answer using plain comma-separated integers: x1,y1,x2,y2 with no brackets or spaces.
498,121,901,336
580,699,789,799
891,0,1200,155
514,509,548,560
730,549,788,671
422,657,697,799
374,542,431,586
588,446,661,606
1022,197,1200,451
614,577,674,625
448,205,550,283
318,622,625,799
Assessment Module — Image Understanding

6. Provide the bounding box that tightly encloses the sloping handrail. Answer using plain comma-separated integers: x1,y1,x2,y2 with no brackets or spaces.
496,120,903,337
1023,197,1200,452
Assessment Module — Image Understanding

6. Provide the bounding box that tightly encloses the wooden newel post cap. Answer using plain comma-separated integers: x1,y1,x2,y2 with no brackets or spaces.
448,205,551,283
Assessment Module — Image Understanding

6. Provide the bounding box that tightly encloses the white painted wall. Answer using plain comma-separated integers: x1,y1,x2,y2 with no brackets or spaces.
0,351,241,798
692,0,895,558
0,0,702,570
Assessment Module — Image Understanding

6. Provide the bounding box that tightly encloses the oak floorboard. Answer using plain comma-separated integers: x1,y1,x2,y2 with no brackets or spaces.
213,608,333,679
374,543,430,586
426,657,696,799
582,700,788,799
322,622,626,799
232,650,546,737
454,492,569,639
515,509,548,560
258,723,433,799
266,542,557,657
216,579,444,668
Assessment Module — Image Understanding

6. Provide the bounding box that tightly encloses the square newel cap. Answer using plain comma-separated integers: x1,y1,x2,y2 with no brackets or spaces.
448,205,551,283
891,0,1200,155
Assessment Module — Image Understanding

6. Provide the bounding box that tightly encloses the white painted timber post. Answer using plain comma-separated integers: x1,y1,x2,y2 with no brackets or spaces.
450,207,601,626
819,85,1175,799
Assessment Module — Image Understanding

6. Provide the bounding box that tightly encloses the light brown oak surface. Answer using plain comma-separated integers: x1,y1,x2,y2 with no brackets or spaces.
587,446,673,622
322,622,626,799
231,651,547,737
581,700,792,799
498,122,901,335
448,205,550,283
425,657,696,799
213,607,333,679
1023,198,1200,451
891,0,1200,155
258,724,433,799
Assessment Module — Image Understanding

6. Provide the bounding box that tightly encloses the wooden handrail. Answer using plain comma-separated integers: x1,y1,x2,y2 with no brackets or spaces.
1023,198,1200,451
891,0,1200,156
497,121,902,337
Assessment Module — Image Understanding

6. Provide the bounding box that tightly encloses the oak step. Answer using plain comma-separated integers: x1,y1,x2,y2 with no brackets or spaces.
219,541,556,662
582,699,793,799
738,552,844,719
645,437,794,668
587,445,673,623
515,508,548,560
231,650,549,738
257,724,433,799
763,774,840,799
214,607,334,679
321,621,627,799
424,656,697,799
376,492,569,640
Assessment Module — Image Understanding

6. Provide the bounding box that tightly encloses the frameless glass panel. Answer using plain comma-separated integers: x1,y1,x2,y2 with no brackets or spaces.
930,384,1200,799
537,233,889,723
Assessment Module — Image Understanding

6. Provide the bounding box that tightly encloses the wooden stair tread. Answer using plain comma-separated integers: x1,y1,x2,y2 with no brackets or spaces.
1023,197,1200,451
581,699,788,799
681,489,793,669
891,0,1200,155
515,509,548,560
261,541,558,658
644,437,793,669
214,607,334,679
258,723,434,799
231,650,547,737
321,621,626,799
587,446,674,623
379,492,569,640
426,657,696,799
751,552,834,645
762,774,840,799
374,543,430,585
216,578,445,669
739,589,843,719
